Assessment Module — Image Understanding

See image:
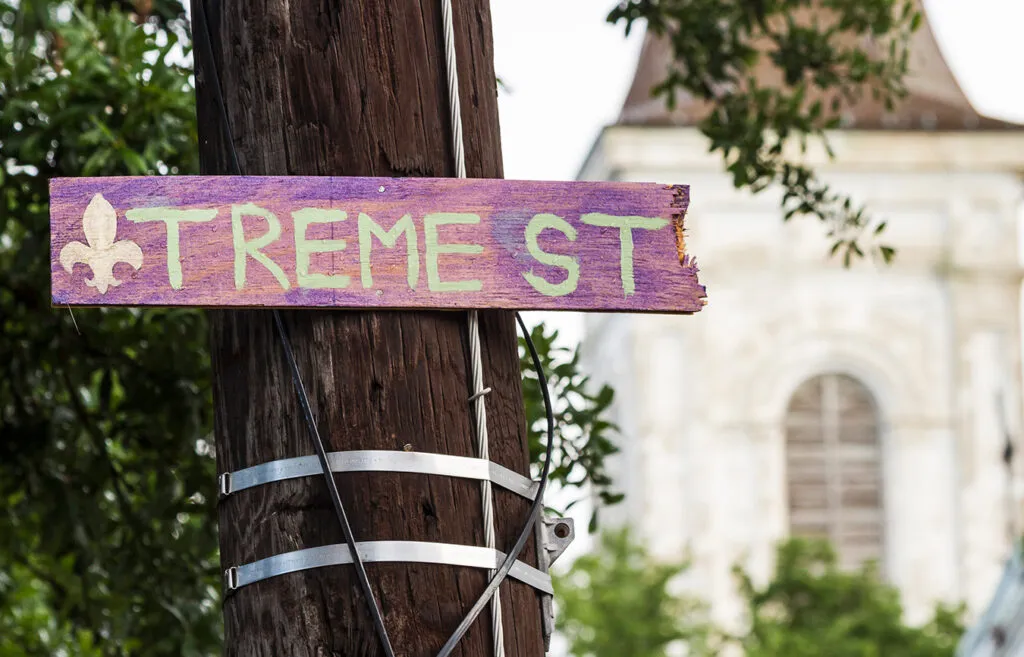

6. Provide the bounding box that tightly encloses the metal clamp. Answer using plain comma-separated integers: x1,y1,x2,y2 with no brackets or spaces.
218,450,538,501
223,565,238,592
536,516,575,650
219,471,232,498
223,540,553,596
541,516,575,565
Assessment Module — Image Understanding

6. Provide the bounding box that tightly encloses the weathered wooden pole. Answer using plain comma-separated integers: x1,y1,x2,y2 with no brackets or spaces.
190,1,545,654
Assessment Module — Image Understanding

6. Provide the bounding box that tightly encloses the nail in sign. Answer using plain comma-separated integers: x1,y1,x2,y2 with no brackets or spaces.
50,176,705,313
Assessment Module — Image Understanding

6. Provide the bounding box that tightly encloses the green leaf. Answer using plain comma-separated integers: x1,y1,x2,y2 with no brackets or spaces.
1,2,218,654
607,0,917,266
520,321,621,528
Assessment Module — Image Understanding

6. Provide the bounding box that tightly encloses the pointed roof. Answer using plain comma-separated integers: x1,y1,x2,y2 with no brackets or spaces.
619,2,1021,130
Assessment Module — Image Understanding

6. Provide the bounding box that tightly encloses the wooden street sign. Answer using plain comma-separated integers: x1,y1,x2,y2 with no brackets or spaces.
50,176,705,313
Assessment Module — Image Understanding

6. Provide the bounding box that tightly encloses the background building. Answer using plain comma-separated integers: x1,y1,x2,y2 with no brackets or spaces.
579,3,1024,629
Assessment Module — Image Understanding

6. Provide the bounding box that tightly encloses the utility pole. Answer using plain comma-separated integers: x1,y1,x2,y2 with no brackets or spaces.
191,1,545,654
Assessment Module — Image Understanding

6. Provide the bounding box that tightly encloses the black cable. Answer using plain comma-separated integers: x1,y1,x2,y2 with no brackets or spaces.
434,313,556,657
190,0,239,176
191,4,396,656
271,313,397,656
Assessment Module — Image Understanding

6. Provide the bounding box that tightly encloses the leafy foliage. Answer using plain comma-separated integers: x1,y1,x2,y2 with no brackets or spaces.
1,2,219,655
520,322,622,529
608,0,920,264
732,539,964,657
556,533,965,657
0,563,104,657
554,528,712,657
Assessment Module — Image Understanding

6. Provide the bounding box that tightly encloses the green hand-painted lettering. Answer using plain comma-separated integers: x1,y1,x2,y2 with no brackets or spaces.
231,203,290,290
125,207,217,289
423,213,483,292
580,213,668,297
358,213,419,290
292,208,350,289
523,213,579,297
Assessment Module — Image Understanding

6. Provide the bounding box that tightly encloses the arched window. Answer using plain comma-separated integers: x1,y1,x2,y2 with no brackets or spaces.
785,373,885,571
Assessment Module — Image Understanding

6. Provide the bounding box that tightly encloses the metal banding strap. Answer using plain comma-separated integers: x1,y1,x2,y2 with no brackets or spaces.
220,450,538,501
225,540,553,595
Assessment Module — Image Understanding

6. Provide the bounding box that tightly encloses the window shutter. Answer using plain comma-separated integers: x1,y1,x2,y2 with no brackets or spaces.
785,374,884,572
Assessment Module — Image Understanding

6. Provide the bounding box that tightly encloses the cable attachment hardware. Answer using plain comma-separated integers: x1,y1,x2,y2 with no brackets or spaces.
536,516,575,650
541,516,576,565
218,472,232,499
223,566,238,595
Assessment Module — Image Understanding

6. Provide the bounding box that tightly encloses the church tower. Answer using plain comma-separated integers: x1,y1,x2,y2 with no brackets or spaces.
579,2,1024,627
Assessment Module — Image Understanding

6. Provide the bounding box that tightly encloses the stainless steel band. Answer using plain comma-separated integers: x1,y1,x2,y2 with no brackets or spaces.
219,450,538,501
224,540,554,595
219,451,560,597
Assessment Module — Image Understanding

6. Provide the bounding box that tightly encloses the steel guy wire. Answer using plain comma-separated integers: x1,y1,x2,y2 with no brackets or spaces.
436,313,556,657
437,0,506,654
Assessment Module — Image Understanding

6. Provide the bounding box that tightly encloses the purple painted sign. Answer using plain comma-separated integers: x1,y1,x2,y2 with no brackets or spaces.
50,176,705,313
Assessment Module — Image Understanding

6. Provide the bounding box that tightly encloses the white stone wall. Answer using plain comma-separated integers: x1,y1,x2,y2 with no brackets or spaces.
579,127,1024,629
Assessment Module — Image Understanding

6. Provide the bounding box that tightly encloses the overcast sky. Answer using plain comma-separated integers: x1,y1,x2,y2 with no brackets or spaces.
493,0,1024,182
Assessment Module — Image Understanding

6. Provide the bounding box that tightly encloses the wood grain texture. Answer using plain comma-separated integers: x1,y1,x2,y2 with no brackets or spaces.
50,176,704,313
191,0,544,655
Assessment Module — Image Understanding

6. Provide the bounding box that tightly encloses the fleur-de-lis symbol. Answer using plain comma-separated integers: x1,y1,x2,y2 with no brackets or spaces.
59,193,143,294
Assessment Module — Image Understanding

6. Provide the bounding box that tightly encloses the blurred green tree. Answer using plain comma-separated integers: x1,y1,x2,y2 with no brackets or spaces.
609,0,920,264
1,3,215,656
734,539,964,657
555,528,713,657
555,533,965,657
